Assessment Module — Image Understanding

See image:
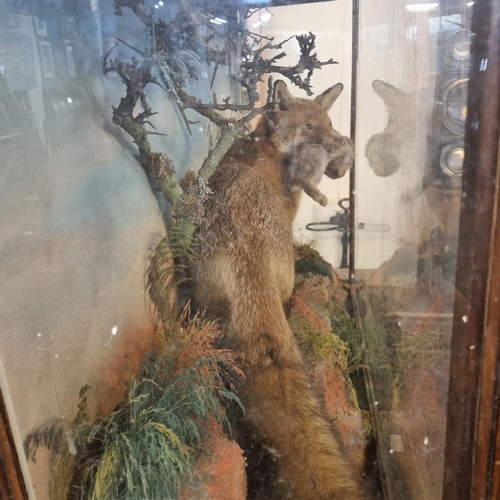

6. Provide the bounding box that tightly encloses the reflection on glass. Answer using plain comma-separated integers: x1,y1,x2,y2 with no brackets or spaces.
0,34,36,90
0,0,485,498
355,0,471,498
451,29,473,60
440,143,464,177
444,78,468,134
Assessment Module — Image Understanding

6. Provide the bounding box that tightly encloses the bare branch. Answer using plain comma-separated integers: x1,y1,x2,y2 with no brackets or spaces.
103,43,118,74
266,76,274,106
176,87,230,127
114,36,146,56
185,102,270,114
146,131,169,137
113,0,151,27
105,0,340,236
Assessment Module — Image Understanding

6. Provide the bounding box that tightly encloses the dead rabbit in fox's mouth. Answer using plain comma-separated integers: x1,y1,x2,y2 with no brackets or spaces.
275,81,354,207
285,137,354,207
193,80,366,500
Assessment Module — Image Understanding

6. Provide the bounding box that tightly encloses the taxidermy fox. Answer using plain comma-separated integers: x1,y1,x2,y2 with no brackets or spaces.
194,80,365,499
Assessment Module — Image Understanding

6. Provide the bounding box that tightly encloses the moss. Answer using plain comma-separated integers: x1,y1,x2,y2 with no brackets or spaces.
331,317,363,370
290,319,348,370
363,316,401,369
294,242,333,280
395,331,449,383
294,242,319,260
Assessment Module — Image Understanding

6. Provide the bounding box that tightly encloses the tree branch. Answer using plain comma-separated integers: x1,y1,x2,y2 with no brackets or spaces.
105,0,339,241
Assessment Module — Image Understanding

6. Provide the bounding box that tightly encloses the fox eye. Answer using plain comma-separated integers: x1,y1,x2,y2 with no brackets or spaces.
305,124,313,130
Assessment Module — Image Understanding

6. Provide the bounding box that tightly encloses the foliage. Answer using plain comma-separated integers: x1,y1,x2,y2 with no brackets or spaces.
147,224,197,329
25,227,242,500
363,316,401,370
290,317,366,412
24,311,242,500
393,330,449,406
294,242,333,280
331,317,364,370
290,319,348,370
22,191,223,500
293,241,318,259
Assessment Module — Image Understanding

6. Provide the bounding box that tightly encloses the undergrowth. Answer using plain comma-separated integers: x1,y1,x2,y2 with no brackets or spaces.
396,330,448,377
290,318,348,370
294,242,333,280
24,230,242,500
331,317,363,370
290,318,364,410
392,330,449,410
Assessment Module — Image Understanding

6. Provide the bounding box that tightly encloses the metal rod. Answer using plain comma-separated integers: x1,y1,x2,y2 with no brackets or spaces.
349,0,359,285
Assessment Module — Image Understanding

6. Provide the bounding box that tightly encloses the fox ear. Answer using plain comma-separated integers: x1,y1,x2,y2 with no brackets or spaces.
273,80,294,112
314,83,343,111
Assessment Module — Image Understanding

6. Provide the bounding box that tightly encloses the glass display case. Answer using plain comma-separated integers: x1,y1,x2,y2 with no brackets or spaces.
0,0,499,499
353,1,472,499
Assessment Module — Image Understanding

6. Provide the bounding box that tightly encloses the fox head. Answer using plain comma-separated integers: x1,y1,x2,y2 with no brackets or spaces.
269,80,354,180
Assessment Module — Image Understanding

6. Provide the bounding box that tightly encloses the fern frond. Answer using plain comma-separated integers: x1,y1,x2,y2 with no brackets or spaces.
147,224,196,326
27,310,241,500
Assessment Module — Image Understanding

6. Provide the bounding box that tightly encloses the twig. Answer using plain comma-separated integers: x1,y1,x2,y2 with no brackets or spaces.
114,36,146,56
146,131,169,136
103,43,118,73
184,102,269,113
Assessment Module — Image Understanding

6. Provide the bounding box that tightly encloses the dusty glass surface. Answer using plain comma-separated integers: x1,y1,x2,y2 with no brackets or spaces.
0,0,484,498
355,1,472,498
0,1,358,498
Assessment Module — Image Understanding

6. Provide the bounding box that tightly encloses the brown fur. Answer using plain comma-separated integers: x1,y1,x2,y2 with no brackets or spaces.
194,81,366,499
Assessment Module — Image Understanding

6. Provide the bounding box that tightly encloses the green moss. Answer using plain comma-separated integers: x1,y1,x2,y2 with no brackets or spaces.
291,319,348,370
294,243,333,280
331,317,363,370
395,331,448,382
294,242,319,260
295,259,333,279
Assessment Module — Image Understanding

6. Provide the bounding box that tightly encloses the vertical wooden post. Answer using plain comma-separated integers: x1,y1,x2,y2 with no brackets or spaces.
0,391,28,500
442,0,500,497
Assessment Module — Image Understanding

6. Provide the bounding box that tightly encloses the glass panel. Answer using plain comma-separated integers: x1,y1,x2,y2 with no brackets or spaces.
0,0,488,498
355,0,472,498
0,1,362,499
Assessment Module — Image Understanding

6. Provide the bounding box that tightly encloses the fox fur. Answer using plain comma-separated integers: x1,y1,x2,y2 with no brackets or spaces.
193,80,366,499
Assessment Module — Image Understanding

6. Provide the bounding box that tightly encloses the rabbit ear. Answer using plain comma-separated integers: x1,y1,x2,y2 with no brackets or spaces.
273,80,295,112
372,80,402,107
314,83,344,111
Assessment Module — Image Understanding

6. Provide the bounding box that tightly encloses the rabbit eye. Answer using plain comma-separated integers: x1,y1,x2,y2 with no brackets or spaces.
305,124,313,130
